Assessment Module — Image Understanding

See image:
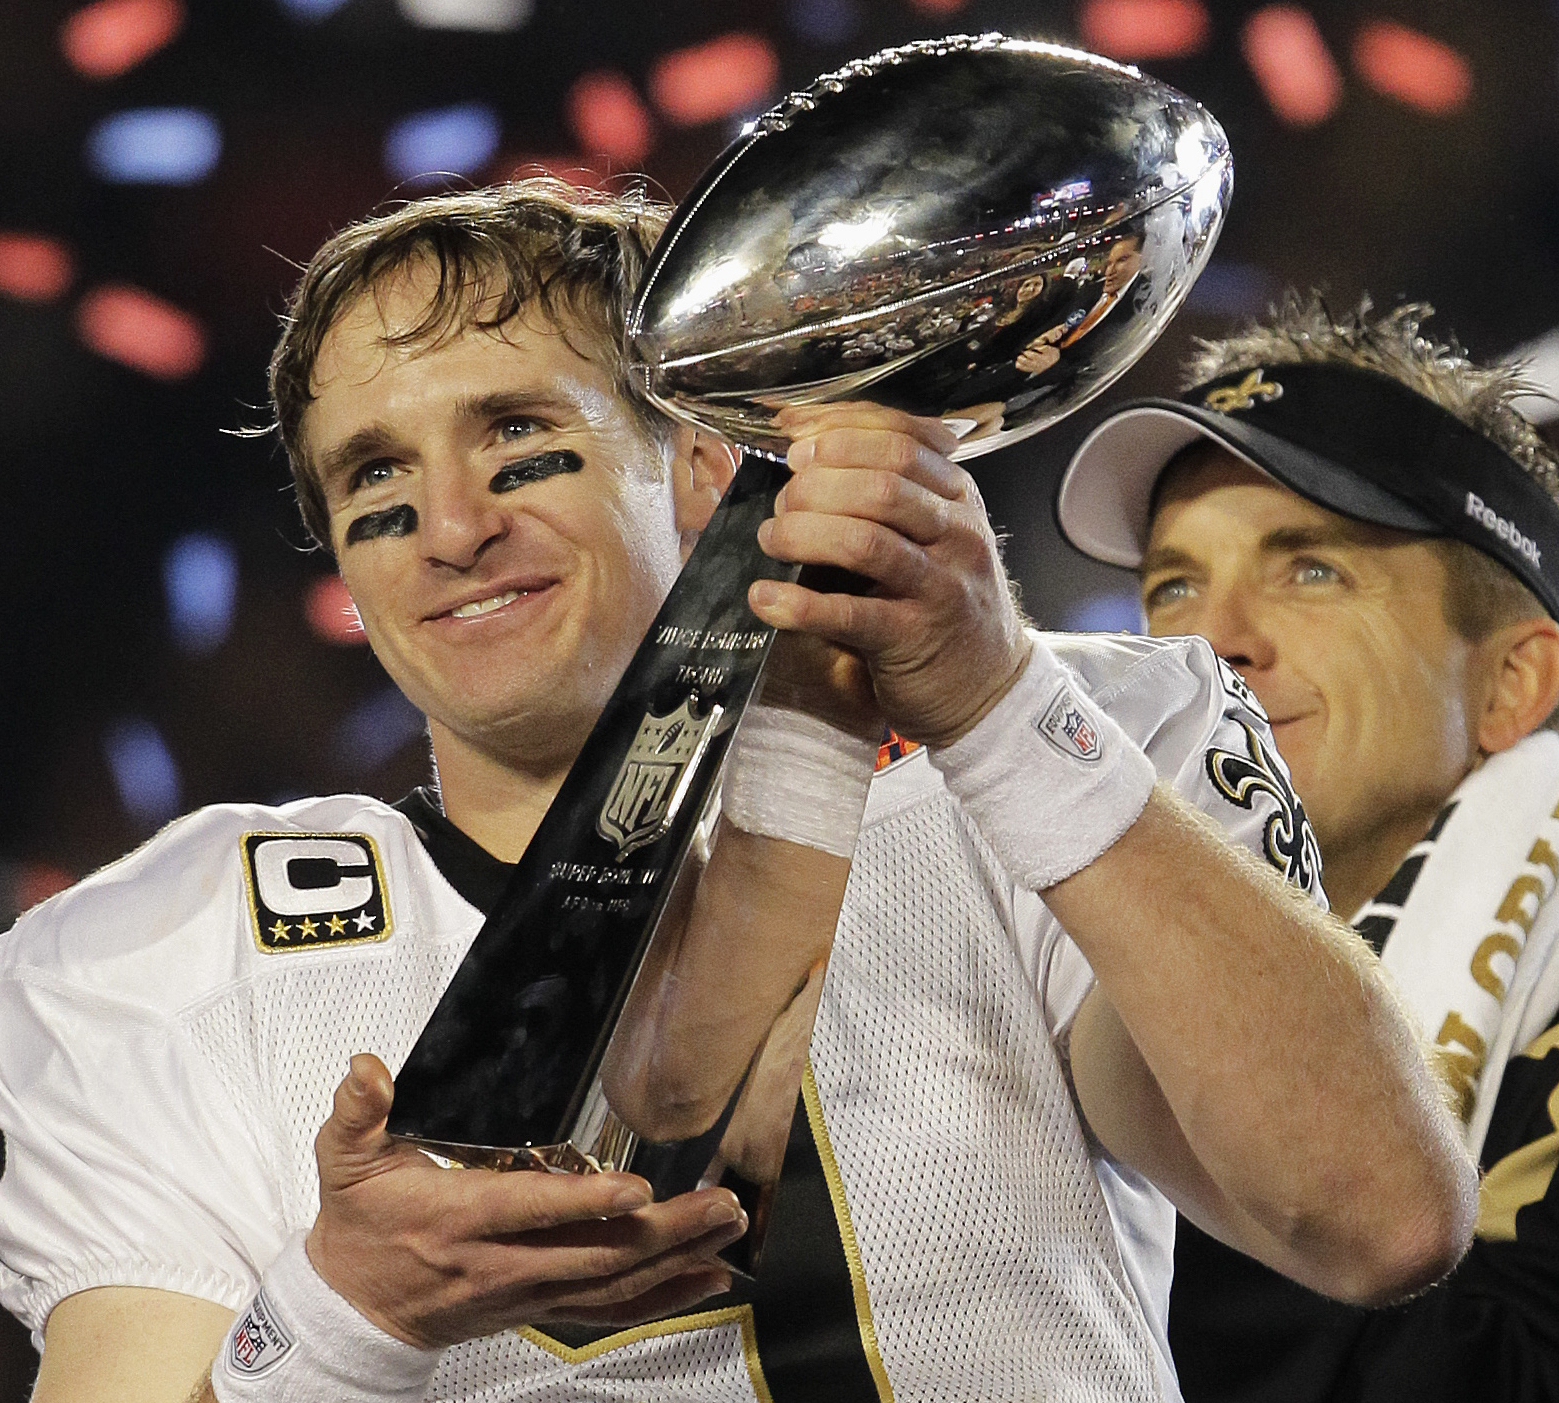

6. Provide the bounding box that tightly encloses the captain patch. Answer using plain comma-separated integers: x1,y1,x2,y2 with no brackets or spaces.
241,832,392,952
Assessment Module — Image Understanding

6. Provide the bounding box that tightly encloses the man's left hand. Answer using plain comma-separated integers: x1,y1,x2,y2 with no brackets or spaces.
748,403,1030,749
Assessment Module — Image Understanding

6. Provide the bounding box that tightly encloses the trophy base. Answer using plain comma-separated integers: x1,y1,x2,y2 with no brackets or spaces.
399,1136,611,1176
397,1130,773,1282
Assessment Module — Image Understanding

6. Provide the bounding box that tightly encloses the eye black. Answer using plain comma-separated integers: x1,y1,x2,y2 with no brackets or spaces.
490,448,584,494
346,504,418,545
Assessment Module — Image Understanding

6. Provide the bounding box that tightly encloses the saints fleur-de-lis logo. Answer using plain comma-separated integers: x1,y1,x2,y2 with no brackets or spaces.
1203,368,1284,414
1206,718,1321,892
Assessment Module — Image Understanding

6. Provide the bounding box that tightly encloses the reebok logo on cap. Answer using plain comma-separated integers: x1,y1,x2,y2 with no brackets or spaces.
1466,492,1541,566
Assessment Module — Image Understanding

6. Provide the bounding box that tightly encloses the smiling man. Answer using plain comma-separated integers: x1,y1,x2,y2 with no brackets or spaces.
0,193,1475,1403
1058,296,1559,1401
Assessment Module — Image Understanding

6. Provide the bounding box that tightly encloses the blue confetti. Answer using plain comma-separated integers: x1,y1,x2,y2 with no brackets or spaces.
1061,591,1144,634
86,108,222,185
333,686,427,771
384,103,502,185
163,532,239,654
104,718,184,827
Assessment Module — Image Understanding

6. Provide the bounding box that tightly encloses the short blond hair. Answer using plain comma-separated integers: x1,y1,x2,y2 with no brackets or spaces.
269,179,673,548
1188,293,1559,501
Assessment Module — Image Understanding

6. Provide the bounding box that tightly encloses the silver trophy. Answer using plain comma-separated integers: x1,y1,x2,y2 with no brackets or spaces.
629,33,1231,458
390,33,1230,1278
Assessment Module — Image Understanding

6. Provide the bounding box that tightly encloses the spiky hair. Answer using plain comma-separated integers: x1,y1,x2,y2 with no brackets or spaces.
1185,293,1559,503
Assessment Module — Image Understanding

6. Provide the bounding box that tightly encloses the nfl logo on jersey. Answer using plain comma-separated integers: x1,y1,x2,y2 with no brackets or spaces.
1036,684,1103,763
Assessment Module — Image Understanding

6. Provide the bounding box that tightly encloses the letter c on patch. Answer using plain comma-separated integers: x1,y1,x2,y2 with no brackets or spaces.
252,838,374,916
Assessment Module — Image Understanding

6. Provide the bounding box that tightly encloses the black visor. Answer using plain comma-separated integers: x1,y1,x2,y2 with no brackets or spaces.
1057,361,1559,621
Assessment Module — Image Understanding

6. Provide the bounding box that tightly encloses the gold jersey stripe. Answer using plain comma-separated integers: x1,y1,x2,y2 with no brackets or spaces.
800,1063,895,1402
1520,1021,1559,1063
1476,1081,1559,1242
519,1304,775,1401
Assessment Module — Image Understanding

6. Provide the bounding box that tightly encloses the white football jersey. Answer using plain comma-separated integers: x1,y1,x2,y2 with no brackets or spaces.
0,631,1318,1402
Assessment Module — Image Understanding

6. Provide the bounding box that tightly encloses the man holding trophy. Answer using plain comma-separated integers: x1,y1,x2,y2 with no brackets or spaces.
0,39,1477,1403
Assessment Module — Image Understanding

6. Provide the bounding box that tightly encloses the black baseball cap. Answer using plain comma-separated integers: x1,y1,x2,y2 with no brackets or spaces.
1056,361,1559,621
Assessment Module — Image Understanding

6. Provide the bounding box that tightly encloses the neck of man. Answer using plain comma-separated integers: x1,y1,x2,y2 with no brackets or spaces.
1322,797,1461,924
427,716,582,864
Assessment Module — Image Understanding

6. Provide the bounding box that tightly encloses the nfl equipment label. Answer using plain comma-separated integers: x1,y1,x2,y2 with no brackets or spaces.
597,695,723,859
227,1288,294,1375
1035,683,1102,763
241,832,392,952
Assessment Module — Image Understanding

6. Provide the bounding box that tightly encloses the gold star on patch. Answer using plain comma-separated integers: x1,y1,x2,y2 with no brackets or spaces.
326,914,346,937
269,919,291,941
298,917,319,940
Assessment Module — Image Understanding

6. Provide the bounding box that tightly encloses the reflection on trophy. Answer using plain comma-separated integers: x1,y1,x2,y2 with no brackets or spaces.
386,32,1231,1275
630,33,1231,461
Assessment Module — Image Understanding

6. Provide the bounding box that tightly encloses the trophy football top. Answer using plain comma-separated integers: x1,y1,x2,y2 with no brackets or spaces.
629,32,1231,460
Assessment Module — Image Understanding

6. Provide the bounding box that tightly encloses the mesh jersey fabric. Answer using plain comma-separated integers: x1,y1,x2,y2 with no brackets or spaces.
0,631,1318,1401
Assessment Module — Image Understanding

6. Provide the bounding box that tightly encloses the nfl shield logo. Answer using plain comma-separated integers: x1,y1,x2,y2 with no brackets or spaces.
597,696,724,858
1036,683,1103,763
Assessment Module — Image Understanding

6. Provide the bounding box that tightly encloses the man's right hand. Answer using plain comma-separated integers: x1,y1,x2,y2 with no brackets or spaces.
305,1054,748,1349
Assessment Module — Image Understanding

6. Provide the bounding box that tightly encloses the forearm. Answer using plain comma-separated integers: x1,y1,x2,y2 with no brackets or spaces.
599,692,877,1140
1050,784,1476,1298
600,823,851,1140
29,1288,233,1403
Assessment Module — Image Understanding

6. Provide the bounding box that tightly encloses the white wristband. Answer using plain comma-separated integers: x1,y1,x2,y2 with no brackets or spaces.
928,639,1156,889
721,703,879,858
211,1233,440,1403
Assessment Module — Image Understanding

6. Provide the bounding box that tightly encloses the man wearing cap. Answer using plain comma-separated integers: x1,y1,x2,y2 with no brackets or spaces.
1058,296,1559,1401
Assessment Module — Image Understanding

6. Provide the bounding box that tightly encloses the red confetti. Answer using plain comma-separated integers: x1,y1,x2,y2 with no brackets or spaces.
1241,5,1343,127
16,863,74,911
305,575,367,645
1352,20,1472,115
0,233,75,302
1078,0,1211,60
567,71,654,166
648,33,779,126
61,0,183,80
75,284,206,380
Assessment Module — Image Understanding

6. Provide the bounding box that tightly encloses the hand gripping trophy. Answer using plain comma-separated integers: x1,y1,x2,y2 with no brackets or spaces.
386,32,1232,1275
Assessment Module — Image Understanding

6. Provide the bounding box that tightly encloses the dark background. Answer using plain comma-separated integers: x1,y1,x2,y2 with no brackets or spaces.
4,0,1559,1392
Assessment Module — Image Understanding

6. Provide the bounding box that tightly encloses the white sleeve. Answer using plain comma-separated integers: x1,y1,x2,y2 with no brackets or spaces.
1156,648,1325,906
1034,632,1326,1033
0,960,284,1342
